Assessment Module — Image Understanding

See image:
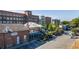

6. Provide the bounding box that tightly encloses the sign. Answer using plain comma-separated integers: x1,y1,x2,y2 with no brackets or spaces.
11,32,18,36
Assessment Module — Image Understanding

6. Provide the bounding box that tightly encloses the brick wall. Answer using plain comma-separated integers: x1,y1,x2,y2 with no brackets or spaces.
4,33,17,48
17,30,29,43
0,30,29,49
0,33,4,48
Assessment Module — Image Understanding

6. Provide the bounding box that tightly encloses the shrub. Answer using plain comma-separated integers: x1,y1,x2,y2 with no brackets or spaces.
71,27,79,35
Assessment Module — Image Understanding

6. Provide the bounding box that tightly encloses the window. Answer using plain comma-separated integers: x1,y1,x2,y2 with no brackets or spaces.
0,16,2,19
13,18,15,20
16,18,18,20
16,36,20,44
9,21,13,24
12,21,15,23
3,16,6,19
0,21,2,23
24,35,27,41
18,18,20,20
7,17,9,20
21,18,24,20
6,21,10,24
3,21,7,24
10,17,13,20
20,18,21,21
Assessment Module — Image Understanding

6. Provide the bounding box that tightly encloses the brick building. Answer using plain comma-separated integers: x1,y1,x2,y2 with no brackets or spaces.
0,10,27,24
0,10,39,24
0,24,29,49
25,11,39,24
45,16,51,24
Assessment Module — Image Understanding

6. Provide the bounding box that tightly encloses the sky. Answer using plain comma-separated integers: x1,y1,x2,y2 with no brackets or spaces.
11,10,79,21
31,10,79,21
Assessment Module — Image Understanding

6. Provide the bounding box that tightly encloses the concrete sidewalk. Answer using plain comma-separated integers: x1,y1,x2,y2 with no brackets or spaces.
37,34,74,49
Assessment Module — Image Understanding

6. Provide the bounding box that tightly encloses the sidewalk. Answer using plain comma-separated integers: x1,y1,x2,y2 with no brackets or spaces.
70,39,79,49
37,34,74,49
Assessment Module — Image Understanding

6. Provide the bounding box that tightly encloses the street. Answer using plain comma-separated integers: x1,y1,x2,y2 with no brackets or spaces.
37,34,75,49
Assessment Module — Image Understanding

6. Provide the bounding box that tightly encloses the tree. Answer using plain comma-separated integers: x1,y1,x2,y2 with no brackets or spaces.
44,23,50,30
62,21,69,25
48,23,57,31
71,18,79,27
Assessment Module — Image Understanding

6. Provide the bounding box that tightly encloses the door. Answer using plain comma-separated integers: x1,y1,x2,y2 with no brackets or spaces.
16,36,20,44
24,35,27,41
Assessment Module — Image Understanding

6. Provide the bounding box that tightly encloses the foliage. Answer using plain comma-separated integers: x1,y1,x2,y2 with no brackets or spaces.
47,31,53,35
71,27,79,35
43,23,49,30
71,18,79,27
62,21,70,25
48,23,57,31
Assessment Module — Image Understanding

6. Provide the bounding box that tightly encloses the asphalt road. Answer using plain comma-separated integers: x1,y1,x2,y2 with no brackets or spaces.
37,34,74,49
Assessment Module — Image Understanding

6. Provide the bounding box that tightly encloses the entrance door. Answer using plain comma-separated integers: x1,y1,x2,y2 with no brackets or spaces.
16,36,20,44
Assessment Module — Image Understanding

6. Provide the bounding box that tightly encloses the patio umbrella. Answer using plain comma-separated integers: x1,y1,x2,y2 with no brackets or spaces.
24,22,42,29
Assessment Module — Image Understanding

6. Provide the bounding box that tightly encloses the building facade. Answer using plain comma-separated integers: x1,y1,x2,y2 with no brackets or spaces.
40,16,52,26
45,16,51,24
0,10,27,24
0,24,29,49
25,11,39,24
39,16,46,26
52,19,60,26
0,10,39,24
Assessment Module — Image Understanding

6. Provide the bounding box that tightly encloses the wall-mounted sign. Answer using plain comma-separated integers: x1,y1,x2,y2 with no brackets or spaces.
11,32,18,36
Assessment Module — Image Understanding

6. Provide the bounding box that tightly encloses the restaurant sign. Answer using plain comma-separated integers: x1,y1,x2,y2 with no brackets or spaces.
11,32,18,36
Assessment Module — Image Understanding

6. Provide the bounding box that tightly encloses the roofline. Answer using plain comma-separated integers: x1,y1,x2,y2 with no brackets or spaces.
0,10,26,15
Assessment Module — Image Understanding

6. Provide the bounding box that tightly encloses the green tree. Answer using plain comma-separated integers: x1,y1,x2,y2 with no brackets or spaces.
71,18,79,27
48,23,57,31
44,23,50,30
61,21,69,25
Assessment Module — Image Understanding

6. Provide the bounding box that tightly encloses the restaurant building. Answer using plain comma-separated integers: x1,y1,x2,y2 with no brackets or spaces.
0,24,29,49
